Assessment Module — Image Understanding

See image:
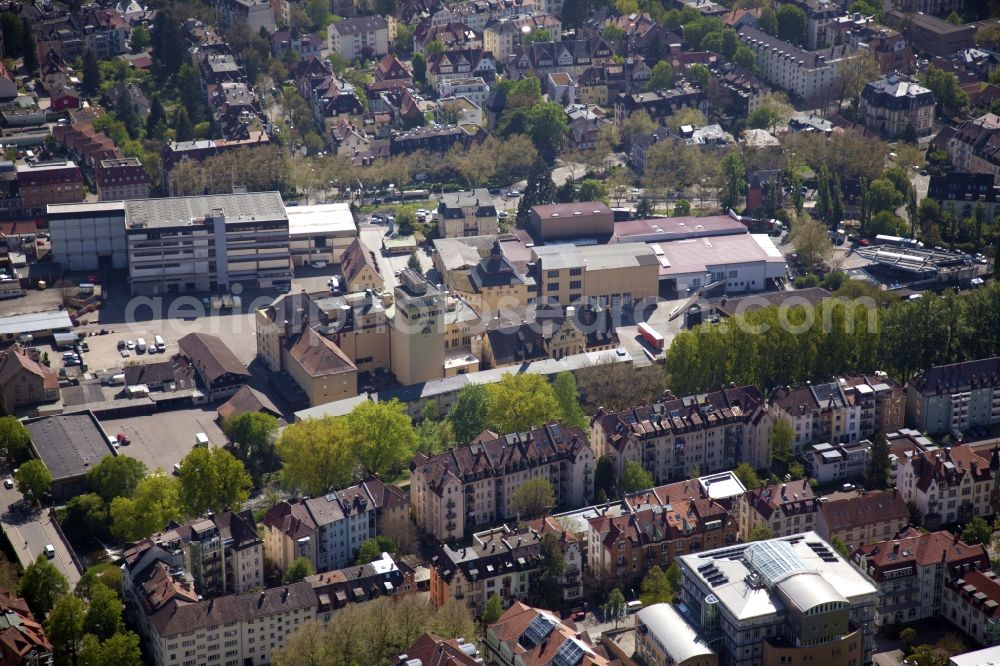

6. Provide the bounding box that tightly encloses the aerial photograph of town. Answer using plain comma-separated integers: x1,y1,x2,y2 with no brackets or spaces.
0,0,999,663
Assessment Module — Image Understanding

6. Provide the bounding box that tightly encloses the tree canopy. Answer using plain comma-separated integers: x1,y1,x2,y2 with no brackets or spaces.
448,384,494,444
622,460,654,493
86,456,147,504
510,478,556,518
177,447,252,516
16,460,51,504
109,471,182,541
18,554,68,617
485,373,561,433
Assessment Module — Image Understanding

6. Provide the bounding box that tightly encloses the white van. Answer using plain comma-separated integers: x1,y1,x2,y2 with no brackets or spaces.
136,338,147,353
154,335,166,352
43,545,55,559
108,373,125,386
195,432,209,448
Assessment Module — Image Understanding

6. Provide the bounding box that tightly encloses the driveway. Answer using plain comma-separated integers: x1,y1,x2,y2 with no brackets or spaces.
0,485,80,585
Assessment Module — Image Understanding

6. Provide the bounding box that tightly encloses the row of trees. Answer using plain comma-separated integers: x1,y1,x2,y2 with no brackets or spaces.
18,556,142,665
664,281,1000,395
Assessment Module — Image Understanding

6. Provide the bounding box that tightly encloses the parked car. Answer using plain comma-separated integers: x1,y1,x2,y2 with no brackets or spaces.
497,211,509,219
3,479,13,489
116,432,130,446
44,545,55,559
126,340,135,350
857,238,870,247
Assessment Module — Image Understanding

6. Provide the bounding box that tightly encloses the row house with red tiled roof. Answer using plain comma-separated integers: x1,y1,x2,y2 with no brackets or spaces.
485,602,619,666
738,479,820,539
590,385,771,485
410,421,594,541
851,527,990,626
815,489,911,552
895,443,998,529
944,569,1000,647
586,495,737,583
428,520,583,614
770,374,905,455
53,123,123,168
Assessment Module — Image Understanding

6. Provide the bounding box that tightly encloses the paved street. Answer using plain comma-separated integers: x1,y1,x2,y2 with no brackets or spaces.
0,485,81,585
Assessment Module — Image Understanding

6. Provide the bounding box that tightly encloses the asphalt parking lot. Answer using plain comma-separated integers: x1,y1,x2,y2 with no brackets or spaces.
99,408,229,474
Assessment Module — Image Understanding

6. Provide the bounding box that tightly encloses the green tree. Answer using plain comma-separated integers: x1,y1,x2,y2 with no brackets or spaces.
863,431,891,490
946,10,962,24
674,200,692,216
109,471,182,541
759,6,778,35
552,372,588,430
516,160,557,227
510,477,555,518
412,53,426,84
524,102,569,162
777,5,807,46
720,151,746,212
46,593,86,664
483,592,503,625
79,631,143,666
64,493,110,540
356,535,398,564
306,0,330,29
747,524,774,541
622,460,653,493
177,447,252,516
83,583,122,640
173,107,194,142
577,179,609,204
16,460,51,504
769,418,794,465
82,50,100,97
920,66,968,110
733,45,758,71
277,417,355,496
486,373,560,433
523,27,551,44
640,565,676,605
594,455,615,500
788,462,805,480
0,416,30,461
831,536,850,557
448,384,494,444
961,517,994,545
605,588,626,626
688,63,711,88
646,61,675,91
537,532,565,609
18,554,68,617
86,455,147,504
130,24,150,52
284,557,316,583
347,400,417,479
222,412,280,485
734,462,762,490
145,96,167,139
900,627,917,653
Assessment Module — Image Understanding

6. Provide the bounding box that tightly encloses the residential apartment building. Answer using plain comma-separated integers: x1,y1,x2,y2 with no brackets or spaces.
263,476,408,574
483,14,563,61
308,552,420,622
506,37,614,81
458,240,530,314
328,16,389,62
851,527,990,626
124,557,316,666
806,440,870,484
410,421,594,541
784,0,841,49
437,77,491,106
894,444,997,529
124,193,292,295
944,114,1000,180
428,521,583,613
591,386,772,485
944,569,1000,647
426,48,497,87
771,375,905,455
141,511,264,597
207,0,275,34
815,490,910,552
438,188,498,238
905,357,1000,435
860,75,935,139
676,534,878,666
96,157,150,201
586,495,737,583
485,602,616,666
530,243,658,308
927,173,1000,222
0,345,59,415
483,304,618,368
16,161,84,211
739,479,820,539
0,587,52,664
737,26,861,103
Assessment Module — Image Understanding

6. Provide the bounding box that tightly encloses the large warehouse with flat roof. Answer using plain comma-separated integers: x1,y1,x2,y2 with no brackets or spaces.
24,411,115,501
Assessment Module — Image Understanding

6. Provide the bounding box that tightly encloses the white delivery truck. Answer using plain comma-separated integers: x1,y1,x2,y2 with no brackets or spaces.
154,335,165,352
